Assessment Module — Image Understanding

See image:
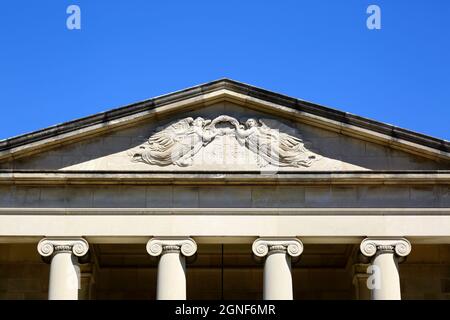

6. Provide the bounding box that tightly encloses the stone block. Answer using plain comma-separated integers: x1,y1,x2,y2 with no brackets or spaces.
297,123,338,139
441,278,450,293
0,186,14,207
340,137,367,157
410,186,438,206
305,186,332,207
13,187,41,207
331,186,358,206
223,268,262,292
315,137,343,159
173,187,199,208
146,186,173,208
61,155,94,168
365,142,388,157
199,187,252,208
406,245,441,264
7,246,42,264
358,186,411,207
65,187,94,208
251,187,280,208
0,161,12,169
278,186,306,207
7,279,44,292
76,137,105,157
39,187,67,208
439,186,450,207
14,154,62,170
93,186,146,208
102,136,132,153
188,269,221,299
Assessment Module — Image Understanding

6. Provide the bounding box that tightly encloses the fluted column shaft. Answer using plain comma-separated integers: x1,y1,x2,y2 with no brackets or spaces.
252,238,303,300
147,238,197,300
360,238,411,300
37,238,89,300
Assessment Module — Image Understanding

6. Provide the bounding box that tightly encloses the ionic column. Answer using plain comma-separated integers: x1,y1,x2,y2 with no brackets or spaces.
37,238,89,300
252,238,303,300
146,237,197,300
360,238,411,300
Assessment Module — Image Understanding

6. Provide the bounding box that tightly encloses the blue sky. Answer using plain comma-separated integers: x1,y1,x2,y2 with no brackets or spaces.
0,0,449,140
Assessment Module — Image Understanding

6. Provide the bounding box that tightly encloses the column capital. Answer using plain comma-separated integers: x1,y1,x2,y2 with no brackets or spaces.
146,237,197,257
37,238,89,258
360,238,411,258
252,238,303,258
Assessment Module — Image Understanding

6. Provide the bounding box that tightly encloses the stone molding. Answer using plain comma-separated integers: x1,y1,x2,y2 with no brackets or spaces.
2,207,449,215
37,238,89,258
252,238,303,258
146,237,197,257
1,172,449,186
360,238,412,257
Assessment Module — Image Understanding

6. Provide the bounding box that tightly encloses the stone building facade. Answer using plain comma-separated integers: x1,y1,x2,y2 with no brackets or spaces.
0,79,449,299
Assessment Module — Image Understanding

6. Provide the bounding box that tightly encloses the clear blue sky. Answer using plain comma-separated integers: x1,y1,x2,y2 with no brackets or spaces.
0,0,449,140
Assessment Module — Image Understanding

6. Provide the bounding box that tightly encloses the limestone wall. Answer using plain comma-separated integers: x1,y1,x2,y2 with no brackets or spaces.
0,184,448,208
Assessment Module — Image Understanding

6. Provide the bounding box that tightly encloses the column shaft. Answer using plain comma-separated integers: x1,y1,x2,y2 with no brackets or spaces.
48,251,80,300
263,251,293,300
371,251,401,300
157,251,187,300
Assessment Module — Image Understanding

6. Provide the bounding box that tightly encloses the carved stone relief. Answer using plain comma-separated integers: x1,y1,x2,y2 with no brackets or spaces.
131,115,322,168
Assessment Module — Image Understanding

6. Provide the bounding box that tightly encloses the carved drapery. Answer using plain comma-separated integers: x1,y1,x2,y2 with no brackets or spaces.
131,115,321,168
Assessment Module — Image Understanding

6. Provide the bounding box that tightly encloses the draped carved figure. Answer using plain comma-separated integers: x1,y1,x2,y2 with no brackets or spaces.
131,115,321,168
230,118,321,168
132,117,219,167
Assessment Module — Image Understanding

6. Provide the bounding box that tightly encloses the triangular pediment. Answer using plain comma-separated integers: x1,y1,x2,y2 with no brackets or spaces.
0,79,449,172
